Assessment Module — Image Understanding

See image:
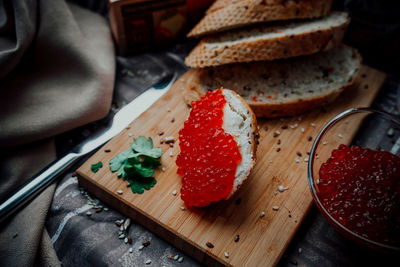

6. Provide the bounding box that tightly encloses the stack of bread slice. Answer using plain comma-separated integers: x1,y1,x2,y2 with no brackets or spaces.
184,0,361,117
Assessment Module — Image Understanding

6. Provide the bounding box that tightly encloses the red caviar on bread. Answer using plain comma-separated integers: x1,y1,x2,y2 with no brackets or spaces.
176,88,258,207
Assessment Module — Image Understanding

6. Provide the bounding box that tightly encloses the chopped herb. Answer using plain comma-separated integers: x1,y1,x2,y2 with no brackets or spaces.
109,136,162,194
91,161,103,173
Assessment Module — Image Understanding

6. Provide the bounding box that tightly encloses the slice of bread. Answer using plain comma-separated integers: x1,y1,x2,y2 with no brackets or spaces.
189,0,333,37
177,89,258,207
185,12,349,68
183,45,361,118
222,89,258,198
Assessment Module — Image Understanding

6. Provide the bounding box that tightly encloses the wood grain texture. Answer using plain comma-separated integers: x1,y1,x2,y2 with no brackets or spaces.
77,65,385,267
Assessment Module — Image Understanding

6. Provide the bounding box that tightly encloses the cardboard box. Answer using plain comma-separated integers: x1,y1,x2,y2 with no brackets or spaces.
109,0,193,55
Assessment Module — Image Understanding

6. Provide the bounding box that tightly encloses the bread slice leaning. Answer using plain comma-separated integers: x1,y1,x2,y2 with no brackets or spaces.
178,88,258,206
221,89,258,198
189,0,333,37
185,12,349,68
183,45,361,118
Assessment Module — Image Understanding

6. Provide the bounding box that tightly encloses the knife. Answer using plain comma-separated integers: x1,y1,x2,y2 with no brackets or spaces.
0,72,177,224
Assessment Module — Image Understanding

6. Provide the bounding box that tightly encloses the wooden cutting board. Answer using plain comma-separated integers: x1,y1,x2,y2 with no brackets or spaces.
77,65,385,266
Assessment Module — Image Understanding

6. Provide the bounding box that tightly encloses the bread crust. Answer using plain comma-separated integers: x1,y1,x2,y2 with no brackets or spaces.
189,0,333,37
183,47,362,118
222,89,258,198
185,12,349,68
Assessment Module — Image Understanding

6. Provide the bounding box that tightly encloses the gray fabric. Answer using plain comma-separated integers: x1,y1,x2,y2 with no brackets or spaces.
0,0,115,266
0,0,115,149
0,138,59,267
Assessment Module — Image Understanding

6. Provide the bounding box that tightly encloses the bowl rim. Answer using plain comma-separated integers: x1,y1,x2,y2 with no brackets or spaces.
307,107,400,251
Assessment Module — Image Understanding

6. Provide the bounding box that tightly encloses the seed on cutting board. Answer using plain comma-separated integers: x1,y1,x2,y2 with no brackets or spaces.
180,206,185,211
161,167,166,172
128,237,132,244
117,190,123,195
158,131,164,136
295,158,300,163
173,254,179,260
172,190,177,196
260,211,265,218
304,157,309,162
307,136,312,142
310,123,316,127
115,221,122,227
278,185,288,192
387,128,394,137
138,245,144,250
206,242,214,248
338,133,343,139
235,198,242,205
126,183,131,187
169,151,173,157
129,248,133,253
104,149,111,153
296,151,302,157
290,123,298,129
95,208,102,213
170,118,175,123
142,240,150,247
234,235,240,242
128,133,133,137
86,211,92,216
281,125,288,129
301,127,305,133
323,141,328,145
164,136,175,143
272,206,279,211
120,225,124,231
124,237,128,244
276,148,281,152
145,259,151,265
277,139,281,145
178,257,184,263
224,252,229,258
118,234,125,239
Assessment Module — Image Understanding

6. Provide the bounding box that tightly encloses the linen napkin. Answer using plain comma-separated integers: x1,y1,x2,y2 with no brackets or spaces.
0,0,115,266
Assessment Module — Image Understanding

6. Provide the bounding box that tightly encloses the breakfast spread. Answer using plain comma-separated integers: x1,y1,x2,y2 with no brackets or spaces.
176,88,257,207
318,144,400,247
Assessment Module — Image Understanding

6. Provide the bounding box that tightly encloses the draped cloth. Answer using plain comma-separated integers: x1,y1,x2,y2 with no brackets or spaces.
0,0,115,265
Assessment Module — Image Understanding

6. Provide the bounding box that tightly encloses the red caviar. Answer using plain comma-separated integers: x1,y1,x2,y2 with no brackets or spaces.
176,89,242,207
318,144,400,246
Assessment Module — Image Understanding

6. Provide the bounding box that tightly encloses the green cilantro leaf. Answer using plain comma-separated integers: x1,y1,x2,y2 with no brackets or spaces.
131,136,162,158
109,136,162,194
91,161,103,173
109,149,135,172
128,176,157,194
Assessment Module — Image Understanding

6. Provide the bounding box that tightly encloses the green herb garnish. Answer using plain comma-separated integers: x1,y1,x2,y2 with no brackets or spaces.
91,161,103,173
109,136,162,194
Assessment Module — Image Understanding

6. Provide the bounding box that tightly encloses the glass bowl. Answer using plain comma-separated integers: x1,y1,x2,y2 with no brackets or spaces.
308,107,400,252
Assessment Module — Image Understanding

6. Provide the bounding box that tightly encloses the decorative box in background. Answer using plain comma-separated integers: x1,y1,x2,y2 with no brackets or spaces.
109,0,213,55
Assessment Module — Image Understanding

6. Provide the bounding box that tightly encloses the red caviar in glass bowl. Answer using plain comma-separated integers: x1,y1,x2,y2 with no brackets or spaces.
308,108,400,252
